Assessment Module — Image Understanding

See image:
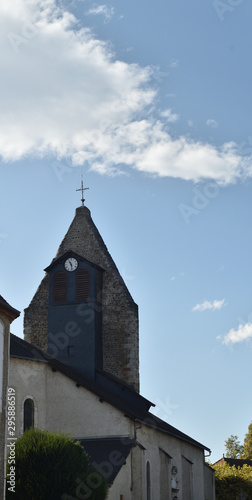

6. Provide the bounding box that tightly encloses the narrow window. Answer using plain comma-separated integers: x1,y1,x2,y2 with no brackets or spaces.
76,269,89,300
24,398,34,432
146,461,151,500
53,271,67,302
96,270,102,302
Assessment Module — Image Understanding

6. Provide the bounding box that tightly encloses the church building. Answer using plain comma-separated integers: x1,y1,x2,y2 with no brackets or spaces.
8,203,215,499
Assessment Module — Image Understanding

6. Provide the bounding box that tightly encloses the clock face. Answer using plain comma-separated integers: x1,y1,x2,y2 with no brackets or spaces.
64,257,78,272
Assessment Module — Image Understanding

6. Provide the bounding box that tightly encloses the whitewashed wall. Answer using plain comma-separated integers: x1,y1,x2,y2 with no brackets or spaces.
10,357,214,500
10,358,131,438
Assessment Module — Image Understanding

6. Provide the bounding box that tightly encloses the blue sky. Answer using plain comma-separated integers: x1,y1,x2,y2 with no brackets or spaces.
1,0,252,462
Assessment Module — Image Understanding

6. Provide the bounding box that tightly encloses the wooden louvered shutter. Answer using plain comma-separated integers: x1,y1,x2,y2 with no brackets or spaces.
53,271,67,302
96,270,102,302
76,269,89,300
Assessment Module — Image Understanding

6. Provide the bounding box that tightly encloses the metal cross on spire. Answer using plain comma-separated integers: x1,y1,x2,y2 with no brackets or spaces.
76,175,89,206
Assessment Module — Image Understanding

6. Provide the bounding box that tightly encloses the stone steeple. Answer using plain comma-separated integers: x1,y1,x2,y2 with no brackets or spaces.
24,206,139,391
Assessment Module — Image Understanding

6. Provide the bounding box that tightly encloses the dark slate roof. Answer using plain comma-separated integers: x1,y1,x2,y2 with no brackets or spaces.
95,369,154,412
78,437,134,485
204,462,215,471
214,456,252,468
0,295,9,306
10,334,153,412
10,334,49,362
10,333,211,453
44,250,105,273
0,295,20,320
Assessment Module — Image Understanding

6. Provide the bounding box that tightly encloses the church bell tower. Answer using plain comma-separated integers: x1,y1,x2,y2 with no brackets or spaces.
24,204,139,392
45,250,103,380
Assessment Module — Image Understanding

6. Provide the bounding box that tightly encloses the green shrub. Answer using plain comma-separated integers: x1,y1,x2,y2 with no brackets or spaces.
6,428,108,500
213,462,252,500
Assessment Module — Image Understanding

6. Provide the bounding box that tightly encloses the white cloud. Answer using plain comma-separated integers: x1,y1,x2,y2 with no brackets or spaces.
206,119,219,128
160,109,179,122
219,323,252,344
86,4,115,23
192,299,225,312
0,0,252,185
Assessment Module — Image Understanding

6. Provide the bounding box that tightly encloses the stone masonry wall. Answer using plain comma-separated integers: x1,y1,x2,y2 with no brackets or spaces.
24,275,49,351
24,206,139,392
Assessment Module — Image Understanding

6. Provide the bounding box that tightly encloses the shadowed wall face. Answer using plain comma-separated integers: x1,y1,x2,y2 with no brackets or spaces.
47,253,103,380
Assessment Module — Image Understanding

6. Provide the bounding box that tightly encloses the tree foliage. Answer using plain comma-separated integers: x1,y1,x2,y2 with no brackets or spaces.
225,434,244,459
6,428,108,500
244,423,252,460
214,463,252,500
225,422,252,460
